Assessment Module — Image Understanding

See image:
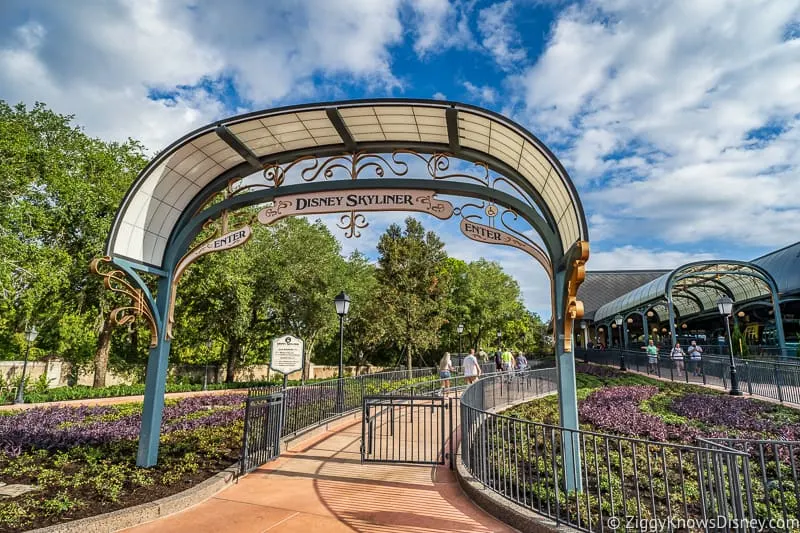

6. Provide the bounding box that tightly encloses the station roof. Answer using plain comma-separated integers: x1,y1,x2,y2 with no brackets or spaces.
594,261,779,323
577,270,669,320
107,99,588,268
752,241,800,298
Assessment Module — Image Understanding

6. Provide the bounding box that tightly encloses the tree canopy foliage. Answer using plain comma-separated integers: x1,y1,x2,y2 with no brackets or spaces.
0,101,548,385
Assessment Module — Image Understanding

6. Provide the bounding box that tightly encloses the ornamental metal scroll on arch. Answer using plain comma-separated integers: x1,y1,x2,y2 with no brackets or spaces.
563,240,590,353
89,256,159,348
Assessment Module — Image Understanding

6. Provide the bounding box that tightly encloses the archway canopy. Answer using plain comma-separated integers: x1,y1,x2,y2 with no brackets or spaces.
106,99,588,269
98,98,591,470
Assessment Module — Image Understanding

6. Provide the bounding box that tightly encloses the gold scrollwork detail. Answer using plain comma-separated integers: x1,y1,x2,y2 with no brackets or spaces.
336,211,368,238
563,240,590,353
90,257,158,348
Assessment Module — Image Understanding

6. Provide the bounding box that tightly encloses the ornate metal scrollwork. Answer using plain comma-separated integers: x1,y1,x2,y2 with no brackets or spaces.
563,241,590,353
337,211,368,238
90,257,158,348
217,149,535,210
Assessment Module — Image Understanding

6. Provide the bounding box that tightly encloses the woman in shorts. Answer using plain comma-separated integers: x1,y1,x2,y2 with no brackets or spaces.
439,352,453,389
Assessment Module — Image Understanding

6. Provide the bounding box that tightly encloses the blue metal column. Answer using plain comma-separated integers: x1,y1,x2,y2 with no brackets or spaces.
622,319,629,349
642,312,649,345
554,269,582,493
667,294,678,351
137,275,172,467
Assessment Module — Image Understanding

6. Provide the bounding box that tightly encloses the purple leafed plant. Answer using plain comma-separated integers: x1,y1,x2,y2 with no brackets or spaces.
578,386,670,441
670,393,778,432
0,393,246,456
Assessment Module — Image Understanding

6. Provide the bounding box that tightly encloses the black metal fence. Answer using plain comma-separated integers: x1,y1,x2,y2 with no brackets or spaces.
460,369,800,532
362,395,448,465
240,390,283,474
240,367,437,474
579,348,800,406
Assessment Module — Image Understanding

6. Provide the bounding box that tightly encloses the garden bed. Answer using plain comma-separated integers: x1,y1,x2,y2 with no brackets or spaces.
492,365,800,530
0,372,437,532
0,394,245,532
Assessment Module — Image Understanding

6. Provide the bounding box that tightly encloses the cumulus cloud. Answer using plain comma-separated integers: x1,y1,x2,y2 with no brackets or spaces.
463,81,498,104
588,246,715,271
477,1,527,70
520,0,800,247
406,0,475,57
0,0,406,150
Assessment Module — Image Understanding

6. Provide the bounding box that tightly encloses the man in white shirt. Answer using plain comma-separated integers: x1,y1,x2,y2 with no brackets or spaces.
687,340,703,376
462,348,481,384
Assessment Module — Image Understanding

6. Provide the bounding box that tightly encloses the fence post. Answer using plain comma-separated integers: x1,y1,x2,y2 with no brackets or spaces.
775,364,784,403
745,362,753,395
240,395,252,475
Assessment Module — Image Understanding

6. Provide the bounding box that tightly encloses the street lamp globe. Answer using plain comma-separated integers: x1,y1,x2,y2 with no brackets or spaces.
614,314,623,327
580,321,587,329
333,291,351,317
716,296,733,316
457,324,464,334
25,326,38,343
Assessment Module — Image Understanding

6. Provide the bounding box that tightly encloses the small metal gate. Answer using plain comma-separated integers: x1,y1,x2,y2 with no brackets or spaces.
240,390,284,474
361,395,451,466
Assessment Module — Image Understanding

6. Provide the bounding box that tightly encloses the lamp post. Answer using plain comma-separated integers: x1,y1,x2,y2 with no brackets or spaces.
15,325,39,404
203,339,212,391
580,321,588,362
614,314,626,371
457,323,464,355
496,331,502,351
333,291,351,412
717,296,741,396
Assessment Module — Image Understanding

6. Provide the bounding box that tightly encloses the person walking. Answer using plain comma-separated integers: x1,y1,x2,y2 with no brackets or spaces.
494,349,503,372
671,343,686,375
439,352,453,390
642,339,658,374
463,348,481,384
501,346,514,381
478,348,487,363
515,352,528,372
687,340,703,376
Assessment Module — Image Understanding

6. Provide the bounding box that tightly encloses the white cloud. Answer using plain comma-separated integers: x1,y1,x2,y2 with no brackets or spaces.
0,0,406,150
520,0,800,246
406,0,474,57
433,91,447,100
588,246,715,271
477,1,527,70
463,81,498,104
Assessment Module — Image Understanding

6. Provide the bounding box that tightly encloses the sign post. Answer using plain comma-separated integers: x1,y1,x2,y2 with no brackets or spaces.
270,335,305,390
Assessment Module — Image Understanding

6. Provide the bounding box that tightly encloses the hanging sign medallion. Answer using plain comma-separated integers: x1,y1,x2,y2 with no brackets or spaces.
270,334,305,375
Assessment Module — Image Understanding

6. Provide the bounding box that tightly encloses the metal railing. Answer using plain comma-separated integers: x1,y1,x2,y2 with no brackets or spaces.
241,367,437,473
459,370,800,532
579,348,800,405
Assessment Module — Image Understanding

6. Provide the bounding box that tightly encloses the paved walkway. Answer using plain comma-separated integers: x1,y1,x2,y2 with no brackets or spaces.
123,418,514,533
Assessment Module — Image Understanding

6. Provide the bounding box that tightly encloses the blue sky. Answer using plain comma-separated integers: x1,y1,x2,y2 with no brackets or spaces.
1,0,799,317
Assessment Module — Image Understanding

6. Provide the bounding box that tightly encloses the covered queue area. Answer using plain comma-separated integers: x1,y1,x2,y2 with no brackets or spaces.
585,259,798,359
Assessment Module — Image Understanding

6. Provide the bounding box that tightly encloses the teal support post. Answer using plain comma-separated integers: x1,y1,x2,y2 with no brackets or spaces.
622,319,629,348
137,275,172,467
770,296,788,359
642,313,649,345
554,269,582,493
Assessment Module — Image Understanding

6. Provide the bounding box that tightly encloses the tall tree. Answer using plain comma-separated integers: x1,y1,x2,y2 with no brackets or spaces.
376,218,450,371
0,101,147,386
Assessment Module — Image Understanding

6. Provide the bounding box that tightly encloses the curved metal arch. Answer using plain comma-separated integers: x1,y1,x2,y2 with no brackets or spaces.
165,145,565,262
106,99,590,270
